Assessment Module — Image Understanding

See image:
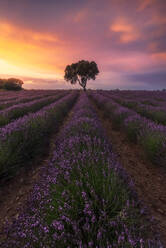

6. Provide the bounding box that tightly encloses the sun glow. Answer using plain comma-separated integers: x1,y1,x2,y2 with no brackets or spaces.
0,20,68,81
0,59,62,80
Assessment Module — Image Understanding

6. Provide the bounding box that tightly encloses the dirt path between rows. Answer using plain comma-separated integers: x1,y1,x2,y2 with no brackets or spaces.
0,97,78,236
93,103,166,247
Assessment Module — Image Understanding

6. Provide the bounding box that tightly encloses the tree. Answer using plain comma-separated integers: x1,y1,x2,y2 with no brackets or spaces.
3,78,23,90
64,60,99,91
0,79,5,89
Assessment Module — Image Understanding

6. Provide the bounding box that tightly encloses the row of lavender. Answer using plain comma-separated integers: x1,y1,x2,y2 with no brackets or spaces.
1,93,162,247
0,90,27,101
0,92,78,180
0,89,58,99
0,90,58,102
104,91,166,125
106,90,166,105
0,91,69,127
89,91,166,167
0,90,62,110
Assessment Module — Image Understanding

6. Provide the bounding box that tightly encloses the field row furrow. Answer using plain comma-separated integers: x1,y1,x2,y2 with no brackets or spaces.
104,91,166,125
0,91,69,127
0,92,78,180
89,91,166,167
106,90,166,105
0,93,162,247
0,90,45,102
0,90,63,110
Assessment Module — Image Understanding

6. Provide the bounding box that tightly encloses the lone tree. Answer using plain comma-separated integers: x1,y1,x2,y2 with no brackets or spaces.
64,60,99,91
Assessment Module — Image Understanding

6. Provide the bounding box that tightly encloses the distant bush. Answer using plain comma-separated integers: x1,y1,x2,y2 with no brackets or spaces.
0,79,5,89
0,78,23,90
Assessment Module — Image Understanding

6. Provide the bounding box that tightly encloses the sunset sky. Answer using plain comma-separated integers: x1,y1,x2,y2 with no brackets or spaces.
0,0,165,90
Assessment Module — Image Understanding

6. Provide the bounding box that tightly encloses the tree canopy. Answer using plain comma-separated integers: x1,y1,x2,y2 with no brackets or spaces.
0,78,24,90
64,60,99,91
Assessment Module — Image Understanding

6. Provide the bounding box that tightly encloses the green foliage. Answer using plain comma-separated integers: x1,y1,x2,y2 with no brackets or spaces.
0,78,23,90
125,119,143,143
150,110,166,125
0,96,77,178
112,110,131,130
45,138,130,246
64,60,99,91
141,100,157,107
140,131,166,166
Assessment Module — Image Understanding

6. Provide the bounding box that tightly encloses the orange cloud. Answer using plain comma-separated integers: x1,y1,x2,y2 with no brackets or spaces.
110,19,139,43
0,22,60,44
73,9,88,23
0,21,71,79
137,0,155,11
152,52,166,61
147,15,166,27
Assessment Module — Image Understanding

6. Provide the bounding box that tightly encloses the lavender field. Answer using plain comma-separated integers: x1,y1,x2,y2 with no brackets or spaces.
0,90,166,247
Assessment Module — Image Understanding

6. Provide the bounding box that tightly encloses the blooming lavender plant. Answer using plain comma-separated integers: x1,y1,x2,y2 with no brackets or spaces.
90,91,166,167
0,89,57,106
0,91,68,127
103,90,166,125
0,92,78,179
0,93,163,247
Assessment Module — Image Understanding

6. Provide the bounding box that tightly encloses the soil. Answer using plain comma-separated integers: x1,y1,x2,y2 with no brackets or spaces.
0,158,47,230
1,93,166,246
0,99,78,237
93,104,166,247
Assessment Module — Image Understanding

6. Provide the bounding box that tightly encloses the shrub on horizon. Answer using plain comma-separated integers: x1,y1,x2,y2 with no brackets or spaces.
0,78,23,91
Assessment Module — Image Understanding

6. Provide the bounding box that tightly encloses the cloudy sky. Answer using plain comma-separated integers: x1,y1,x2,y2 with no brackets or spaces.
0,0,165,90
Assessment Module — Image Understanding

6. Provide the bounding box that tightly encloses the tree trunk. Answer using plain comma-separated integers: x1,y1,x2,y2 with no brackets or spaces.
78,77,87,91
